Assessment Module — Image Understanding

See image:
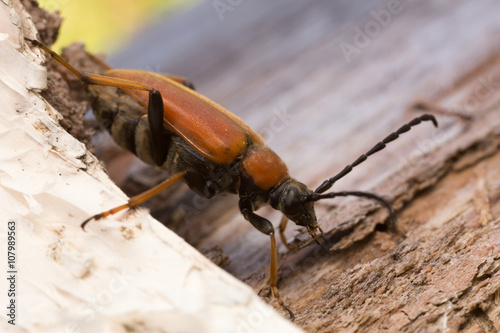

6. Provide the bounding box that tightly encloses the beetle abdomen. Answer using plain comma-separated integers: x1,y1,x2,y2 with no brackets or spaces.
86,85,241,198
86,85,162,166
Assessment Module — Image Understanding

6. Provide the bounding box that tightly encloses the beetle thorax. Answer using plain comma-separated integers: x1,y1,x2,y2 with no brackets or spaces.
241,146,289,191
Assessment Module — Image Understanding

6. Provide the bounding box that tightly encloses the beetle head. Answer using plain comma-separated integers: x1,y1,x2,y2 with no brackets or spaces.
270,178,317,229
270,179,395,247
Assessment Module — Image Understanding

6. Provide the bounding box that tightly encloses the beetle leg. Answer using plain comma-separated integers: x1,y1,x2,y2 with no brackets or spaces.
239,199,275,235
163,75,196,90
239,199,295,319
147,89,168,165
278,215,294,252
81,171,186,230
80,76,168,165
26,38,169,166
269,232,295,320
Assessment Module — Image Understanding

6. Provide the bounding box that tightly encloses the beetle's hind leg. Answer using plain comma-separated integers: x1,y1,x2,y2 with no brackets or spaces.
81,171,186,230
26,38,169,166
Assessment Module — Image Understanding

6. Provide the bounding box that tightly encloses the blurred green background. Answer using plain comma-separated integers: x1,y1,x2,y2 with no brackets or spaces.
38,0,197,54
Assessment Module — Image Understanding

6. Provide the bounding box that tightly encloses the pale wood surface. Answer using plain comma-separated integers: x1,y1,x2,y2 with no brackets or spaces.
66,0,500,331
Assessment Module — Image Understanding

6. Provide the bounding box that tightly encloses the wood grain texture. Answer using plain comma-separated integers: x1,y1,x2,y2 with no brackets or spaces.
78,0,500,331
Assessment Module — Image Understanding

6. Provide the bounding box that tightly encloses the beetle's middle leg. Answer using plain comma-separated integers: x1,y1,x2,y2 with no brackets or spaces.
279,215,295,252
81,171,187,230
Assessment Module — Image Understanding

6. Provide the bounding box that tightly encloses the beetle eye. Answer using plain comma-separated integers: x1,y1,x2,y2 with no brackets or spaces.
285,189,302,211
204,180,219,198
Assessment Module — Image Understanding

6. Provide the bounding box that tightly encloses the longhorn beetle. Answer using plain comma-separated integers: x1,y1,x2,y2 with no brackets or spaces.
27,38,438,319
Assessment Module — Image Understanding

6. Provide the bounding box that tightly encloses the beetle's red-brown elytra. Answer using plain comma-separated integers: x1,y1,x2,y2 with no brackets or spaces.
242,147,289,190
103,69,265,165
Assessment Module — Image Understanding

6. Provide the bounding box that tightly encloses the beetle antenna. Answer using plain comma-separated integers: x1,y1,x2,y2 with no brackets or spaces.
314,114,437,194
307,191,396,230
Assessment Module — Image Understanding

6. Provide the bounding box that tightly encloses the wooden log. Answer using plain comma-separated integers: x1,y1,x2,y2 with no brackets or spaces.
112,1,500,331
29,0,500,332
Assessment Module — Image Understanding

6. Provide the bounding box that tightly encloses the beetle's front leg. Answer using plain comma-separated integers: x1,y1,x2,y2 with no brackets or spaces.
239,199,295,320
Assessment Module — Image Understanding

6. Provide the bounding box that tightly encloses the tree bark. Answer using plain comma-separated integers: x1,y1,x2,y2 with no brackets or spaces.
110,1,500,332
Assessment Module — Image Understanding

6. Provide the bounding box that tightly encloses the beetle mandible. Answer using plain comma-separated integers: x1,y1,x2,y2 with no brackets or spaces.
27,38,438,319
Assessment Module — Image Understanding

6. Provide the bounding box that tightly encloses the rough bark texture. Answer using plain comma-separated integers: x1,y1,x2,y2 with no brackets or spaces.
109,1,500,332
33,0,500,332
